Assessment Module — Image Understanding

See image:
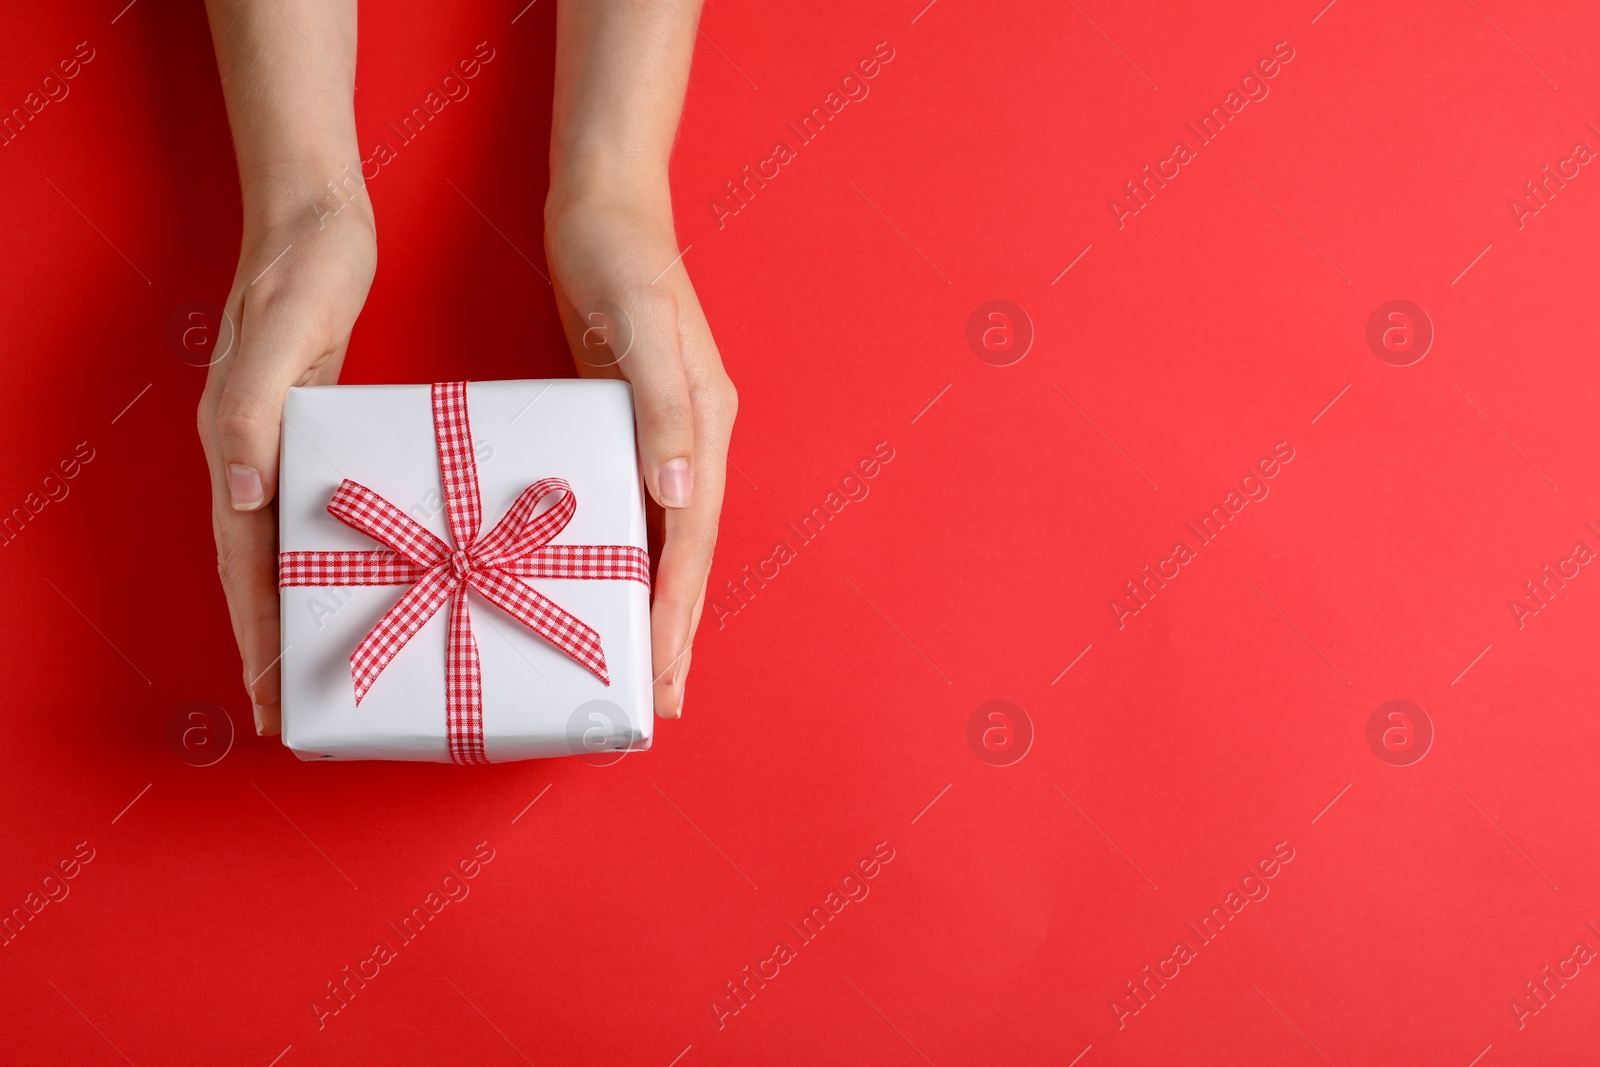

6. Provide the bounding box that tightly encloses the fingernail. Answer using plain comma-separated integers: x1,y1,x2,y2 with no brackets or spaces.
658,459,692,508
228,464,264,510
242,663,254,701
252,704,266,736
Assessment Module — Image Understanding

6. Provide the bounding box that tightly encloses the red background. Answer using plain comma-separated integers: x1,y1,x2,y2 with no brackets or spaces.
3,1,1599,1064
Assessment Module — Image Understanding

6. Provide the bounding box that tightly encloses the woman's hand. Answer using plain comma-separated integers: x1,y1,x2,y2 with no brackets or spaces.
545,184,736,721
547,0,728,720
197,182,377,736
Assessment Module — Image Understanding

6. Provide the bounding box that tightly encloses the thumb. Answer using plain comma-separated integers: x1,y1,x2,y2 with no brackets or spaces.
213,303,325,511
616,286,697,511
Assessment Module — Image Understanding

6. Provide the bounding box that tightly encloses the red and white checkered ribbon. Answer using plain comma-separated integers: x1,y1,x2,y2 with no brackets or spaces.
279,381,649,765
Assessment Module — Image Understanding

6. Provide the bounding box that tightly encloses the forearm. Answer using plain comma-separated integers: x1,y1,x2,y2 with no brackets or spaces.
204,0,363,226
548,0,703,213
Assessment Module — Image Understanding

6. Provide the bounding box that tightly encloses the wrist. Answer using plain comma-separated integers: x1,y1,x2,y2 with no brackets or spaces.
547,149,672,226
239,153,373,236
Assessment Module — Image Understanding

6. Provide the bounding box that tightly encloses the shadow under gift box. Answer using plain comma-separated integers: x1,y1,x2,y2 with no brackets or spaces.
277,380,652,763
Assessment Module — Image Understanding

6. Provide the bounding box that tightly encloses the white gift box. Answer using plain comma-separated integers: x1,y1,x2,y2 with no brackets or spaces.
277,379,652,763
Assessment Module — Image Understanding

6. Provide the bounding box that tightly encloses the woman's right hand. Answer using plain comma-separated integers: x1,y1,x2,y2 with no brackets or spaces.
196,174,376,736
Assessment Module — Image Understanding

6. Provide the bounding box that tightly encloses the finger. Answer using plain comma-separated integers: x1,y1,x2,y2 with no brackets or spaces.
213,497,284,732
651,505,712,719
256,701,281,737
617,286,698,511
673,580,709,715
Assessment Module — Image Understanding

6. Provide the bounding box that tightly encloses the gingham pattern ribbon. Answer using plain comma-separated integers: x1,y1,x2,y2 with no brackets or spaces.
279,381,650,765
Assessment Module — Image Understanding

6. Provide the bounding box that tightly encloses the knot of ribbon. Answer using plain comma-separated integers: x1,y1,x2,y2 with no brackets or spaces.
279,381,650,765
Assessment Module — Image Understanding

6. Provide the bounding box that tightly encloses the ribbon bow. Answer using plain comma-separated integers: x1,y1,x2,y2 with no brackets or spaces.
279,381,649,765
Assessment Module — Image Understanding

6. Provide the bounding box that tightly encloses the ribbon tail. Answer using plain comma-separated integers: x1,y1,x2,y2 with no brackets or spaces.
470,568,610,685
327,480,450,567
446,585,489,766
350,565,455,704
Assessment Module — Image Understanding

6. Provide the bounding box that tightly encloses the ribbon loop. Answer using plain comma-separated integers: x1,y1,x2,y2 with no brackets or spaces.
328,480,450,567
474,478,576,566
279,382,649,765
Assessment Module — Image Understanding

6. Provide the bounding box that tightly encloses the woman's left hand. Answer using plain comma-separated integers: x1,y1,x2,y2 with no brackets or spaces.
544,182,737,721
